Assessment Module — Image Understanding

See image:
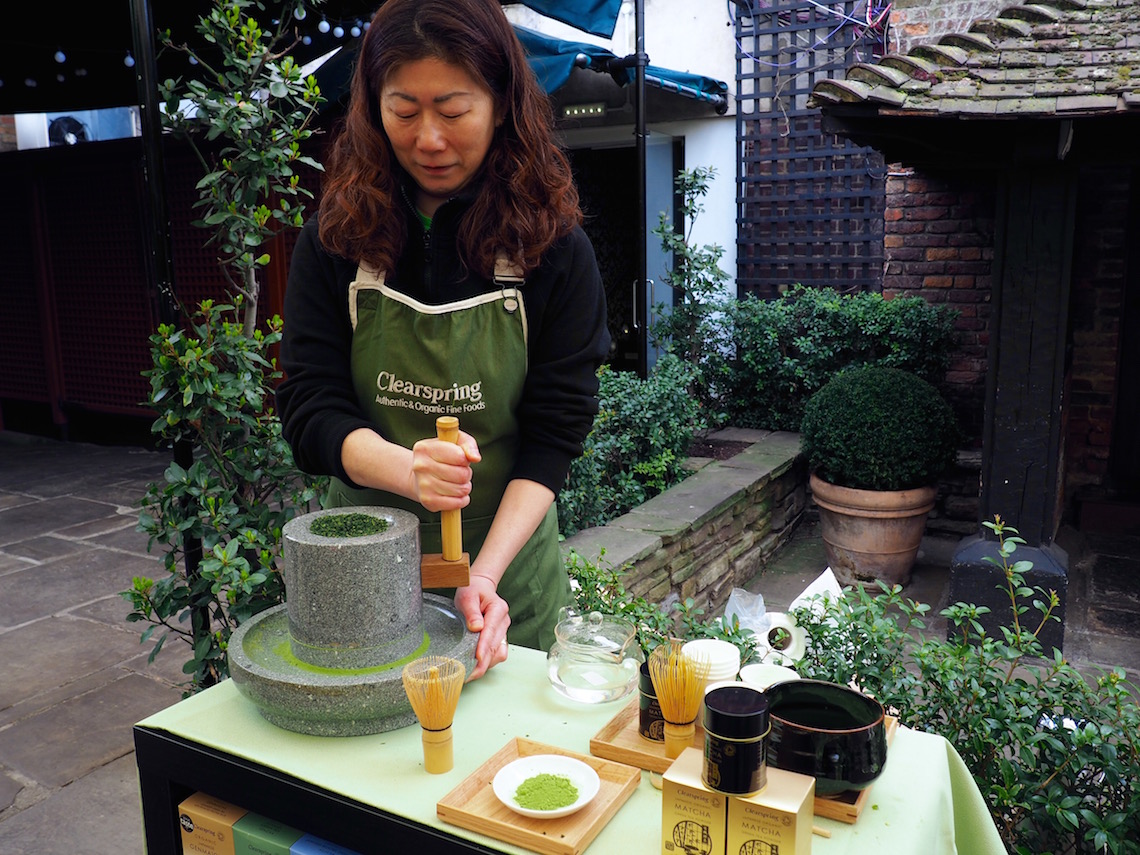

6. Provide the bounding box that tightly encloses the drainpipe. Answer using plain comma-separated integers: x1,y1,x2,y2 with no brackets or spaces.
634,0,648,378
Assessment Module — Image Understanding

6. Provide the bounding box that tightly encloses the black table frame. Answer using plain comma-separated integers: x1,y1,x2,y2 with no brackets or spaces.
133,726,500,855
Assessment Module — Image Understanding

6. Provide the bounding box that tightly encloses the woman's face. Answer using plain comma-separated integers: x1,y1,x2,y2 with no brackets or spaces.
380,57,501,217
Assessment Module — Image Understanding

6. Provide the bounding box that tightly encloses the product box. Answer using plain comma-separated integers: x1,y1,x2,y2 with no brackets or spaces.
661,747,729,855
289,833,362,855
233,811,304,855
178,791,249,855
727,766,816,855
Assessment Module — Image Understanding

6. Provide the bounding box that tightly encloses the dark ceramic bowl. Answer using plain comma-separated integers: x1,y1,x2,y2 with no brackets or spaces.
765,679,888,796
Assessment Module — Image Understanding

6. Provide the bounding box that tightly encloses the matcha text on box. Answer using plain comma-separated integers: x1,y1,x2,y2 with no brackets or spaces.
234,811,304,855
661,747,728,855
179,791,248,855
727,766,815,855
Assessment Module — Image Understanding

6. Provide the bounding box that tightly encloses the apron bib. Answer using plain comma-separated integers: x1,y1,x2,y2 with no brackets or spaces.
326,260,570,650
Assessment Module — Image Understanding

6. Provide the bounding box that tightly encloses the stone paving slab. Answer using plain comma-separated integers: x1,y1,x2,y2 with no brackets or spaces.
0,754,145,855
0,617,148,713
0,549,160,629
3,535,94,563
0,496,120,546
0,674,180,789
0,771,19,814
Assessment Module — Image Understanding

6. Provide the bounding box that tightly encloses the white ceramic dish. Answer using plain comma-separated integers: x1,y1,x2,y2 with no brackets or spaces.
491,754,601,819
739,663,801,690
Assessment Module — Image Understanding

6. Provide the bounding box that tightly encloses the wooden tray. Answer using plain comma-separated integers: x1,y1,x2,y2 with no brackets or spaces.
437,737,641,855
812,715,899,824
588,699,703,774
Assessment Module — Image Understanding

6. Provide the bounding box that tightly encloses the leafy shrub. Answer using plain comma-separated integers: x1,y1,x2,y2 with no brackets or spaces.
125,300,324,691
714,285,959,431
649,165,731,408
799,364,960,491
792,517,1140,854
565,549,758,663
557,353,706,537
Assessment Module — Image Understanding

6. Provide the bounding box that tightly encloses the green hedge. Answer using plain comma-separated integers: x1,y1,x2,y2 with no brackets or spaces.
704,285,959,431
800,365,960,491
557,353,704,537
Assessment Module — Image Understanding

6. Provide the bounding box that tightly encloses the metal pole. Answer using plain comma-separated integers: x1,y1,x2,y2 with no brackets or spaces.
130,0,210,679
129,0,178,325
634,0,648,378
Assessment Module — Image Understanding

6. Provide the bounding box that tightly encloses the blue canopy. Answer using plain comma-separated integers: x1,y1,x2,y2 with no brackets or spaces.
513,26,728,112
515,0,624,39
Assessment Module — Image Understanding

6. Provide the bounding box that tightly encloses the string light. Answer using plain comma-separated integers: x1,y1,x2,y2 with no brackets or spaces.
332,24,344,38
317,18,330,33
124,52,135,68
350,21,362,38
293,5,306,20
54,50,67,64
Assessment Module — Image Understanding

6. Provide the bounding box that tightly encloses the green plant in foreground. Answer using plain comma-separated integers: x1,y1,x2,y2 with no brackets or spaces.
126,300,324,692
565,549,759,664
792,516,1140,854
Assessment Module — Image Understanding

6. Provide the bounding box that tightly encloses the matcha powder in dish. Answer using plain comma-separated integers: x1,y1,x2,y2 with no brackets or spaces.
514,772,579,811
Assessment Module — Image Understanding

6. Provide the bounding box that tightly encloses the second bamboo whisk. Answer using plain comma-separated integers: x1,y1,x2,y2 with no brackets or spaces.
649,640,712,759
402,656,466,773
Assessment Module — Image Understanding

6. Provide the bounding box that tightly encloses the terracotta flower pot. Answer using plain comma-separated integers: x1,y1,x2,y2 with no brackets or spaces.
809,473,936,586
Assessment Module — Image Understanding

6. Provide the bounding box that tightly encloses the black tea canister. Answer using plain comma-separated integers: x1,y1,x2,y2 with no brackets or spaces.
702,684,770,795
638,660,664,741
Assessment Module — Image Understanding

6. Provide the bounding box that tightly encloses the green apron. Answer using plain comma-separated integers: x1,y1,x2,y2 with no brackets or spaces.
326,258,570,651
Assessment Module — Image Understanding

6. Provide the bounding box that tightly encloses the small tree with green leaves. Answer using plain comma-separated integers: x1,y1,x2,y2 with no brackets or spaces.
650,166,733,418
159,0,324,333
126,0,327,692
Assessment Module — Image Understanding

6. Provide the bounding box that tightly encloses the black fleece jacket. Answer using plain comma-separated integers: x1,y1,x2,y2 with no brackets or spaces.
276,197,611,497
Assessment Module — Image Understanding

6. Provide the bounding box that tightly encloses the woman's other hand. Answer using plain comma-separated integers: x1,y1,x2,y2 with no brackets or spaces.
455,574,510,680
410,430,481,512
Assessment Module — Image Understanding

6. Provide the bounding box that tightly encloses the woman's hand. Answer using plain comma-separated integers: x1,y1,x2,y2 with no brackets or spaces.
409,430,481,512
455,574,510,680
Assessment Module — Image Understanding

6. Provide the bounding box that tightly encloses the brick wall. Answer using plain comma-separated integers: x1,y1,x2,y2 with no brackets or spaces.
887,0,1012,53
0,115,16,153
880,161,1126,528
1066,166,1127,501
881,165,994,446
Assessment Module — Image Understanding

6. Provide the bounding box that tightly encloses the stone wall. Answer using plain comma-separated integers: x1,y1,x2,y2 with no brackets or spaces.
560,430,807,615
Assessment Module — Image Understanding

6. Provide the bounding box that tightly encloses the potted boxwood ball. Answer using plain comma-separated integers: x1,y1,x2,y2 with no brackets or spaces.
800,365,960,586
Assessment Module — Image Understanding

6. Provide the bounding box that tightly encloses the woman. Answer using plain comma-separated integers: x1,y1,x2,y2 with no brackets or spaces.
277,0,610,680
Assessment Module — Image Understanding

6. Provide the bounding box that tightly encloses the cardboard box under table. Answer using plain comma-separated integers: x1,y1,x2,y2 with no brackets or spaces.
135,645,1006,855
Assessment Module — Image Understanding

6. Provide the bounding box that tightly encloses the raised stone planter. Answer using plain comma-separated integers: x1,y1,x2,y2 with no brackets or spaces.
560,430,808,616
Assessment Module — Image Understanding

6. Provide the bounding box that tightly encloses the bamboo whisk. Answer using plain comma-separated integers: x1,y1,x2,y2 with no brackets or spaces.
649,640,712,759
402,656,466,774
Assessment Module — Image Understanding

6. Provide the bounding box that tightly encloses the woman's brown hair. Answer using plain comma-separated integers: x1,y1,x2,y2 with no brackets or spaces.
317,0,582,278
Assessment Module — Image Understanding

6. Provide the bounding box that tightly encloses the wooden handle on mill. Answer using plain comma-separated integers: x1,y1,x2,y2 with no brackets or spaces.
436,416,462,562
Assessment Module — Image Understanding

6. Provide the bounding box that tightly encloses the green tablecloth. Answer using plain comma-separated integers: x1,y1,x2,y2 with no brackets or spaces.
137,646,1006,854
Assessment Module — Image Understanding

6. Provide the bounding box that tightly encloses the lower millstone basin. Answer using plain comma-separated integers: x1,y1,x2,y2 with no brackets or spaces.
228,593,478,736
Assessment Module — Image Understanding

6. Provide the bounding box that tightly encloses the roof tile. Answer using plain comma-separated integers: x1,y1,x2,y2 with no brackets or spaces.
809,0,1140,119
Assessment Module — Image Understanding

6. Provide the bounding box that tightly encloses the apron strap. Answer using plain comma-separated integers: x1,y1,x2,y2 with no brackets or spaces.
350,256,523,331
